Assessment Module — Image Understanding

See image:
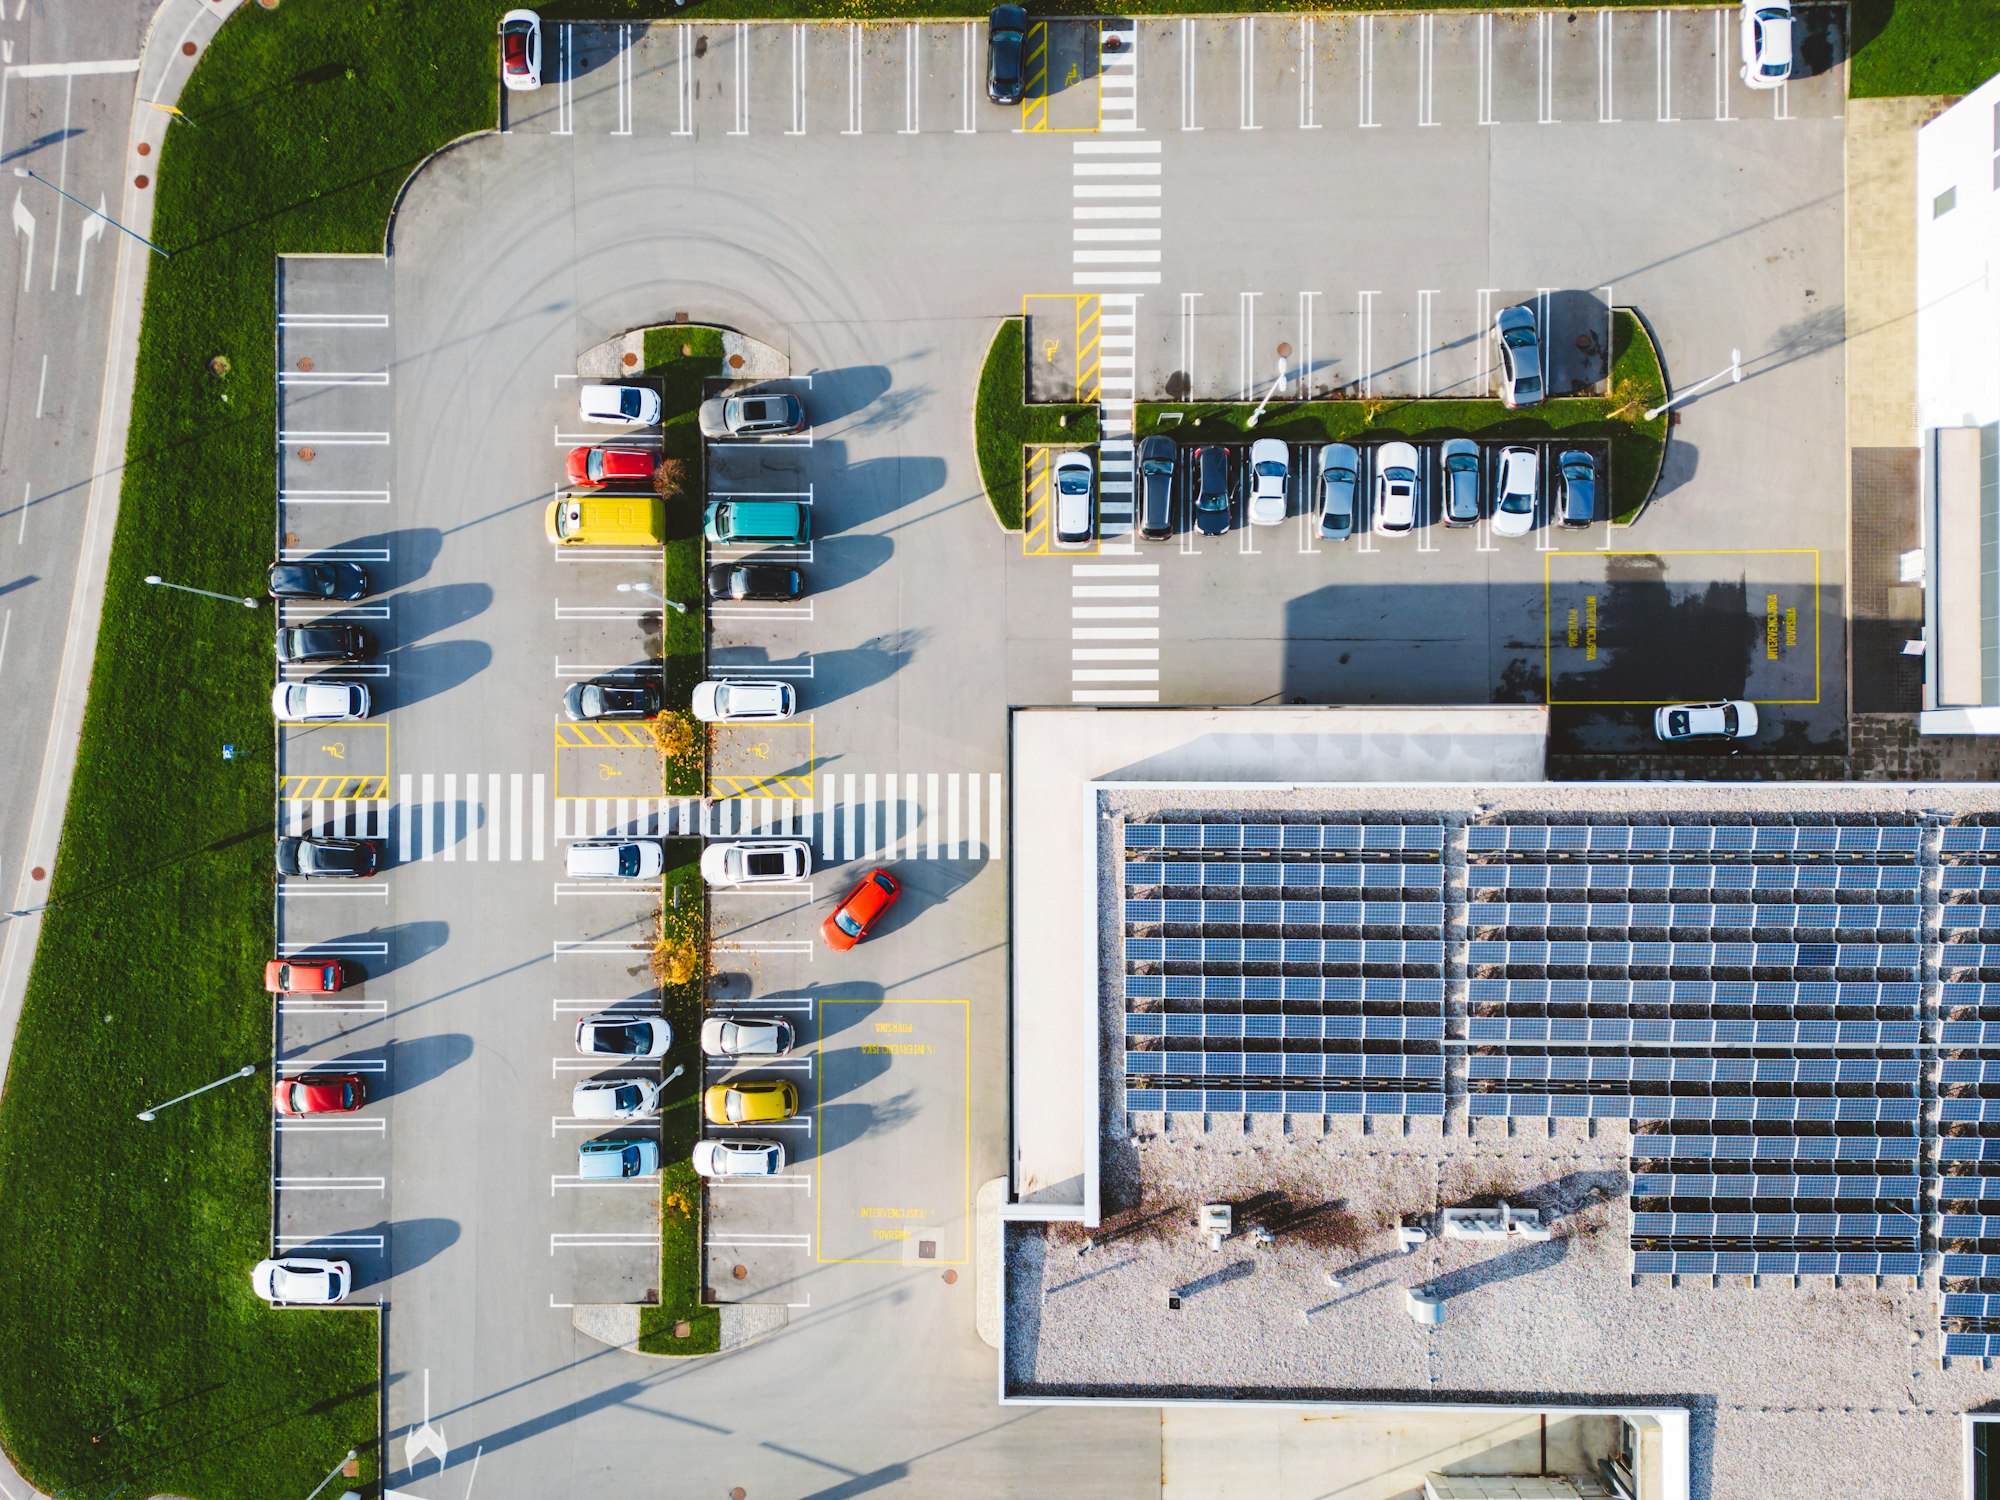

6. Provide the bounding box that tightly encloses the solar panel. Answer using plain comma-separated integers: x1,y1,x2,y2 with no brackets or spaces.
1623,1097,1919,1123
1943,1060,2000,1086
1470,902,1920,932
1468,1055,1915,1086
1125,861,1447,892
1938,1178,2000,1202
1468,1016,1918,1048
1628,1134,1919,1163
1944,1294,2000,1318
1940,1022,2000,1048
1630,1211,1918,1241
1126,822,1445,854
1942,1139,2000,1162
1940,1099,2000,1123
1126,1050,1444,1083
1943,906,2000,932
1123,1087,1444,1116
1127,937,1446,968
1630,1173,1919,1200
1467,863,1917,893
1123,898,1447,929
1465,824,1918,857
1943,1334,2000,1358
1944,1253,2000,1278
1941,1214,2000,1241
1469,978,1920,1011
1467,940,1920,970
1125,1012,1446,1043
1942,827,2000,854
1634,1250,1920,1278
1945,867,2000,891
1940,944,2000,970
1124,974,1446,1005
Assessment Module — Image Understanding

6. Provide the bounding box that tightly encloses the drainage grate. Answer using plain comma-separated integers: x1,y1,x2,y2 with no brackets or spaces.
918,1240,937,1260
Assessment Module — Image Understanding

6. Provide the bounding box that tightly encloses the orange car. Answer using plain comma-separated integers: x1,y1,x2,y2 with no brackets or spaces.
264,958,347,994
821,868,900,951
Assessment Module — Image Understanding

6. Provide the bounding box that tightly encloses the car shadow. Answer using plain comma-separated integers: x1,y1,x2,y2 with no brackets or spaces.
302,1031,475,1099
292,920,450,984
799,364,893,426
344,1217,461,1289
387,580,493,644
313,527,444,589
374,638,494,711
375,800,486,867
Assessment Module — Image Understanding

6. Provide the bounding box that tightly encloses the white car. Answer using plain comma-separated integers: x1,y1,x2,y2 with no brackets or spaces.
692,1138,787,1178
1490,446,1539,539
1654,700,1760,743
251,1256,351,1306
1246,438,1289,527
1316,443,1358,542
1493,303,1544,410
499,9,541,92
1371,442,1420,536
700,1015,796,1058
575,1010,671,1059
690,679,796,723
564,838,666,880
1052,450,1095,550
271,681,369,722
700,840,812,887
579,384,662,426
571,1077,663,1120
1739,1,1792,90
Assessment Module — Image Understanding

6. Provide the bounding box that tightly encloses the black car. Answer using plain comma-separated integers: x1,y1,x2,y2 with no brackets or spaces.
1193,445,1232,537
987,4,1028,104
706,563,805,603
277,836,379,879
275,625,368,665
268,561,369,601
563,678,664,722
1137,434,1176,541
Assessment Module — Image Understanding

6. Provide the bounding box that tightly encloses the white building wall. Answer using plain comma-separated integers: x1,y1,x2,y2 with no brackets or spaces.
1915,74,2000,432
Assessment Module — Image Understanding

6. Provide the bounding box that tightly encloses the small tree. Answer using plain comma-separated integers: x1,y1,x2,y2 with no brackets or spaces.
653,456,688,502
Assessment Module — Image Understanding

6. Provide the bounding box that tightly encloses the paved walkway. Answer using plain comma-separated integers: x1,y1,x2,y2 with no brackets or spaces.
1553,712,2000,783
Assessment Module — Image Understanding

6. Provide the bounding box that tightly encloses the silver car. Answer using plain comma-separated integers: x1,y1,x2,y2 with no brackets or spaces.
1315,443,1358,542
1440,439,1481,527
700,1015,797,1058
698,391,807,439
1493,304,1544,409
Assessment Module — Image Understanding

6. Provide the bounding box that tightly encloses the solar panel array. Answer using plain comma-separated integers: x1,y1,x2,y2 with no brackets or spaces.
1940,836,2000,1361
1464,821,1925,1280
1122,820,1446,1120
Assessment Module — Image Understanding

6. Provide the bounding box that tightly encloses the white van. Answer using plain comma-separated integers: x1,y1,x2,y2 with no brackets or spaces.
564,839,666,880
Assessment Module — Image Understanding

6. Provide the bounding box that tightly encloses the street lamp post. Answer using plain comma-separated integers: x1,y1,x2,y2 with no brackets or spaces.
144,574,259,609
1246,354,1292,429
303,1450,357,1500
1645,348,1742,422
138,1063,257,1122
13,166,169,259
617,581,687,615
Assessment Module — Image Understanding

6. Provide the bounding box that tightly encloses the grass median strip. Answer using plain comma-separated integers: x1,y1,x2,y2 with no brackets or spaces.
639,848,720,1356
0,3,496,1493
1138,310,1668,525
976,317,1098,532
1849,0,2000,99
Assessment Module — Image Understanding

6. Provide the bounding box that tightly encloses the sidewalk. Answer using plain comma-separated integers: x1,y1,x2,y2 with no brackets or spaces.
0,0,244,1488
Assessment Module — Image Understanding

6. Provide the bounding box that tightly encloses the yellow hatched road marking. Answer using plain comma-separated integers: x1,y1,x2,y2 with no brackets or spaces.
1023,448,1052,555
554,722,653,749
279,774,390,800
1022,21,1049,132
1075,295,1101,402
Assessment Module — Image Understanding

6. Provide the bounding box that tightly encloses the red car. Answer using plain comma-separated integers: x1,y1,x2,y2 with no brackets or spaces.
264,958,347,994
821,867,900,951
565,446,658,488
272,1073,368,1116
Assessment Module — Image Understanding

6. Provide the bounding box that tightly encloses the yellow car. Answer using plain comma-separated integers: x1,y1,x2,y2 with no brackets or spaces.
703,1080,798,1126
544,494,665,547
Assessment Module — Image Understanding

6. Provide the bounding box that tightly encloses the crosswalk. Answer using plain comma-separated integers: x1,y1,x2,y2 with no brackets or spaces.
1071,561,1160,704
280,770,1005,864
1098,17,1137,132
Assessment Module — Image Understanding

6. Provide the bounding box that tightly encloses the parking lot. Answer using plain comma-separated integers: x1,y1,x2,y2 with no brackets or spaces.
255,6,1869,1492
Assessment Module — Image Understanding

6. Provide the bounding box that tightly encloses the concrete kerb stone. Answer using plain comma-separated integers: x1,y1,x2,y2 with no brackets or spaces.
976,1175,1006,1349
570,1303,789,1356
575,326,788,381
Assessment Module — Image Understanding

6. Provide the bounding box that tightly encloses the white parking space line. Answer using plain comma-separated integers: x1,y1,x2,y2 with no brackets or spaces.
1357,290,1378,398
279,939,388,956
900,23,919,135
959,22,977,133
705,1175,812,1193
281,1058,386,1074
613,25,634,136
1416,14,1436,127
275,1176,385,1193
1358,15,1379,128
1712,10,1735,122
1236,18,1258,130
1537,12,1557,124
1476,14,1495,126
1655,8,1677,122
1475,288,1497,397
1298,16,1319,129
552,1233,660,1252
278,370,389,387
1600,11,1620,123
1178,18,1200,132
556,23,574,135
280,489,392,505
279,883,387,900
278,430,389,446
278,312,388,329
278,1117,385,1134
551,1175,659,1192
711,1233,813,1252
674,23,694,135
731,22,750,134
1416,290,1438,397
276,1234,384,1251
844,22,861,134
788,23,807,135
551,1116,663,1133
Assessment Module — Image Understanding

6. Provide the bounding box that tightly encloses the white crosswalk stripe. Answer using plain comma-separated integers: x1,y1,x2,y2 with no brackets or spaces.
814,772,1003,862
1071,561,1160,703
1098,18,1138,132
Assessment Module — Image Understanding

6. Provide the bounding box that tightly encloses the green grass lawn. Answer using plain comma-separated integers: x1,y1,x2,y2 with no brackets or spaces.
642,325,724,795
1139,310,1669,524
1850,0,2000,98
637,848,720,1356
975,317,1099,531
0,2,504,1493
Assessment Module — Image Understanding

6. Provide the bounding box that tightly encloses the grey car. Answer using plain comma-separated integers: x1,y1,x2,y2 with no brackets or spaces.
698,391,807,438
1493,304,1544,409
1440,439,1481,527
1556,450,1596,528
1315,443,1358,542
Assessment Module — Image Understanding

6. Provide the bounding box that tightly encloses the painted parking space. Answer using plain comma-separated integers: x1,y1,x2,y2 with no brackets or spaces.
1544,547,1821,707
554,721,663,800
279,721,390,801
709,720,815,800
815,999,969,1266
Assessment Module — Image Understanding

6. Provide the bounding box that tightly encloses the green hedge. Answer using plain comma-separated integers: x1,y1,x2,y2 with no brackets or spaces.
975,318,1098,531
1139,310,1669,524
